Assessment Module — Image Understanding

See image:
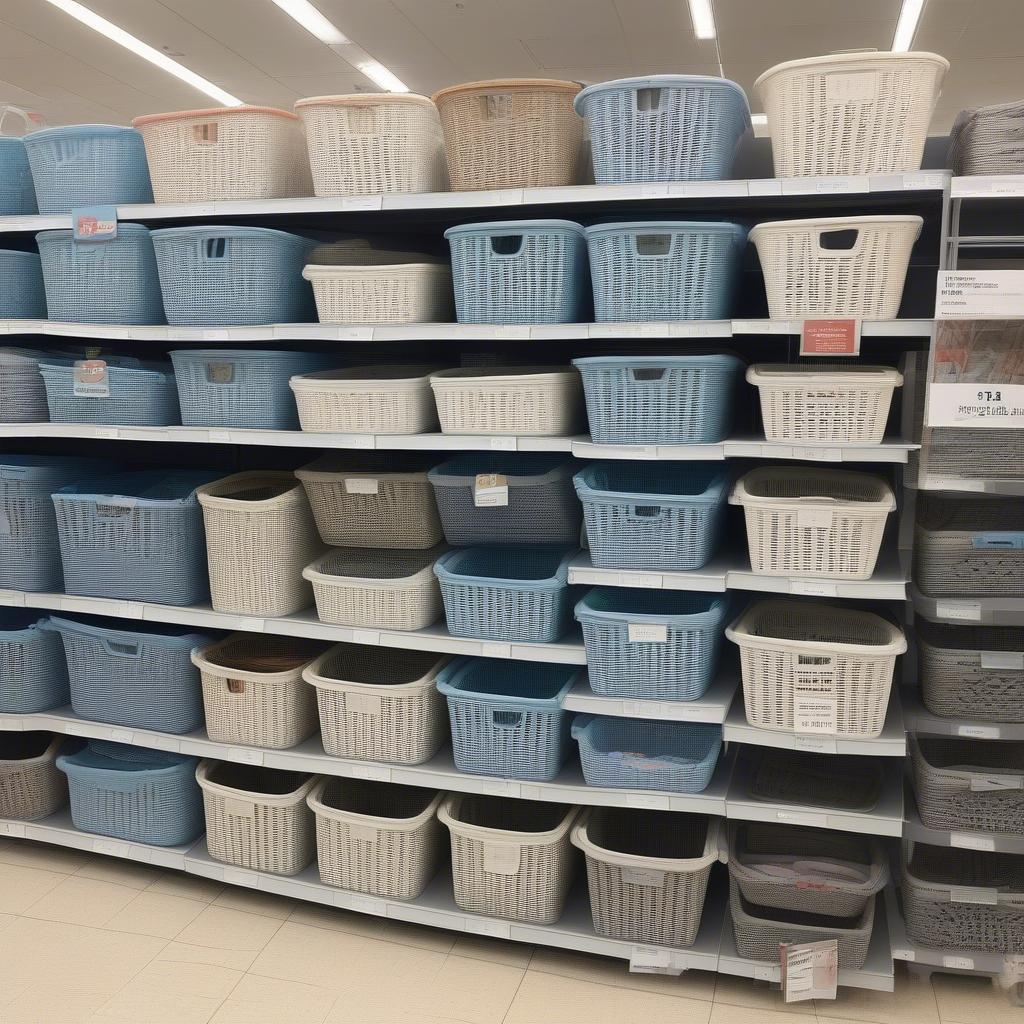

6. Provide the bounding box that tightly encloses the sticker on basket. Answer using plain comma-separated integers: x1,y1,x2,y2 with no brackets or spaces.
980,651,1024,670
621,867,665,888
825,72,879,104
935,601,982,622
346,822,381,844
792,657,837,735
800,319,860,357
482,842,521,875
72,205,117,242
950,832,995,852
226,678,246,694
207,362,235,384
345,691,383,716
474,473,509,507
345,478,379,495
969,773,1024,792
942,955,974,970
951,886,999,905
796,507,834,530
73,360,110,398
781,938,838,1002
223,798,256,819
627,623,668,643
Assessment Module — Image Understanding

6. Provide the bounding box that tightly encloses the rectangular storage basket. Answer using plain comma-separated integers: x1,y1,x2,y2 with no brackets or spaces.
950,100,1024,175
0,733,67,821
0,612,69,714
0,250,46,318
40,360,180,427
303,263,452,324
0,135,37,216
436,657,578,780
744,747,884,813
0,348,52,423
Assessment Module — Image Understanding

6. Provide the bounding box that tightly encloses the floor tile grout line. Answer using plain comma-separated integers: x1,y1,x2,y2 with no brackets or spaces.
500,951,535,1024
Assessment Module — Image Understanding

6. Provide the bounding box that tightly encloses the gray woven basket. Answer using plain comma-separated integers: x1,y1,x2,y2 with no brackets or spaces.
746,748,884,812
0,733,67,821
950,100,1024,175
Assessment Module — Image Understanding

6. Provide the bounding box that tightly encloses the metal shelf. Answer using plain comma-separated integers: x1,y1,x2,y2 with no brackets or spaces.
951,175,1024,199
730,319,934,337
904,795,1024,855
910,585,1024,627
561,674,737,724
901,688,1024,741
916,475,1024,495
567,552,730,593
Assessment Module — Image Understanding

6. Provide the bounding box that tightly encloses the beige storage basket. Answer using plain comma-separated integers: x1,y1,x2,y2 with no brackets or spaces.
430,366,584,436
133,106,312,203
193,634,325,750
432,79,583,190
294,93,447,197
302,263,453,325
308,777,444,899
0,733,66,821
197,472,323,617
303,645,448,764
197,760,316,876
754,52,948,176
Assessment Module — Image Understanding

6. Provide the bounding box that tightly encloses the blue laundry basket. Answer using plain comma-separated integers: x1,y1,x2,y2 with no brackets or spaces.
574,75,751,184
434,545,577,643
437,657,579,781
0,138,37,215
575,588,728,700
0,612,69,714
23,125,153,215
46,616,210,735
169,349,331,429
573,354,745,445
151,226,318,326
36,225,165,325
52,470,218,606
0,251,46,318
56,740,203,846
586,221,746,321
0,455,108,592
445,220,589,323
572,715,722,793
39,359,180,426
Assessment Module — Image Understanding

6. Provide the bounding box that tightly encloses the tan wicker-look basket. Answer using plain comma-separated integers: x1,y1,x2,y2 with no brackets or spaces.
0,733,66,820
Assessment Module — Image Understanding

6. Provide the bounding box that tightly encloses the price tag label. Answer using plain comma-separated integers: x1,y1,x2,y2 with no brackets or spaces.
223,867,257,887
73,205,117,241
481,642,511,659
341,196,383,212
203,329,231,341
94,840,122,856
625,794,666,809
981,651,1024,670
0,590,24,607
232,617,265,632
93,427,119,439
352,630,380,646
753,963,779,981
227,747,264,765
465,918,512,939
904,173,948,190
794,734,838,753
617,573,661,589
936,270,1024,318
0,717,23,731
790,579,838,597
951,886,999,905
792,657,837,735
488,437,517,451
208,430,232,443
627,623,667,643
474,473,509,507
800,319,861,357
628,946,679,975
782,939,838,1002
345,478,379,495
348,762,391,782
0,821,26,837
927,383,1024,428
935,601,982,622
339,892,387,916
482,843,521,875
73,360,109,398
958,724,1001,739
776,810,828,827
951,832,995,852
942,955,975,970
793,447,842,463
109,729,133,744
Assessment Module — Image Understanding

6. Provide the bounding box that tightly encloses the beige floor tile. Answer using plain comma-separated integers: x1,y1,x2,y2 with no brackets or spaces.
0,859,66,913
105,889,209,939
147,870,225,902
212,885,297,920
0,837,92,873
75,855,165,889
815,963,939,1024
176,905,284,953
21,873,139,926
420,954,525,1024
709,1002,813,1024
287,901,392,939
451,933,534,968
932,971,1022,1024
155,940,260,972
712,973,815,1015
209,973,338,1024
0,910,15,932
0,984,110,1023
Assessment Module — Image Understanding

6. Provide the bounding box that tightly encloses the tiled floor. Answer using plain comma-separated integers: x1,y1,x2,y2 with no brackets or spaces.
0,838,1010,1024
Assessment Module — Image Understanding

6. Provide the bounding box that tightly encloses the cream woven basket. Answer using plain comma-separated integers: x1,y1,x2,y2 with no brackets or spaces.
0,733,66,820
302,263,453,324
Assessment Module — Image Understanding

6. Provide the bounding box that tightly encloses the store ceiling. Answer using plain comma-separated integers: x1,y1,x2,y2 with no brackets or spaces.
0,0,1018,133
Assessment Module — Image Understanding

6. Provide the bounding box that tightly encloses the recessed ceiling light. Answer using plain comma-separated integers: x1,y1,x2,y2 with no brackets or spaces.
892,0,925,52
688,0,716,40
268,0,347,45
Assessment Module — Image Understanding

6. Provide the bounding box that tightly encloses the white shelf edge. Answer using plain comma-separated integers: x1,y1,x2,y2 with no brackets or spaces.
917,475,1024,495
951,175,1024,199
903,802,1024,855
910,586,1024,627
561,675,737,724
900,689,1024,741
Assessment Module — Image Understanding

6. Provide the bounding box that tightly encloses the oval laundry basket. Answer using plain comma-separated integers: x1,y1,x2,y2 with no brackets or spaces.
0,612,69,714
304,645,450,764
197,760,316,876
303,260,452,324
0,733,67,821
40,359,180,427
0,251,46,319
295,93,447,196
432,79,583,191
572,808,723,946
0,348,53,424
0,135,37,215
950,99,1024,176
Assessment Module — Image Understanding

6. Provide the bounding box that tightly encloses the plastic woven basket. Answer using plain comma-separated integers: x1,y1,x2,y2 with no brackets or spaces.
0,733,67,821
0,136,37,215
744,747,884,812
575,462,729,571
304,645,449,764
0,250,46,318
950,99,1024,175
0,612,69,714
0,348,52,424
303,262,452,324
40,359,180,427
436,657,578,780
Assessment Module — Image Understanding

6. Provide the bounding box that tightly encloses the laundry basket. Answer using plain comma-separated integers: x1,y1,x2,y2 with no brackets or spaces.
430,367,584,436
0,135,37,215
303,260,452,324
903,843,1024,954
296,457,443,549
57,741,203,846
304,645,449,764
726,600,905,738
36,225,165,325
0,251,45,318
950,100,1024,175
193,634,325,750
575,462,729,571
0,733,67,821
23,125,153,214
152,227,317,326
572,716,722,793
39,359,180,427
303,546,446,631
750,215,922,320
437,657,578,780
432,79,583,190
434,545,577,643
196,472,323,617
439,794,580,923
290,365,441,435
48,616,210,735
197,760,316,875
428,455,581,546
295,93,447,196
0,348,53,424
575,75,750,183
445,220,589,323
731,467,896,579
52,470,216,605
0,612,69,714
133,106,311,202
755,52,948,176
745,747,884,812
586,221,747,322
917,618,1024,723
308,778,444,898
572,808,722,946
910,735,1024,836
915,493,1024,597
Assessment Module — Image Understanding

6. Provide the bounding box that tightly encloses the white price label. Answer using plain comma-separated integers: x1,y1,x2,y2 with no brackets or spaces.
951,886,999,905
348,762,391,782
904,173,948,190
474,473,509,507
341,196,383,212
203,329,231,341
352,630,380,646
794,734,838,753
629,946,679,975
927,383,1024,428
466,918,511,939
782,939,838,1002
0,822,26,837
935,601,982,622
625,794,666,809
482,843,521,875
627,623,667,643
950,832,996,852
958,724,1001,739
73,360,109,398
232,617,265,631
223,868,257,887
776,810,827,827
208,430,232,443
0,717,23,731
981,651,1024,670
338,892,387,916
936,271,1024,319
0,590,23,607
618,573,661,589
227,747,264,765
94,840,122,856
753,963,779,981
109,729,133,744
481,643,511,658
793,447,842,462
790,579,838,597
345,478,379,495
93,427,119,439
942,955,975,970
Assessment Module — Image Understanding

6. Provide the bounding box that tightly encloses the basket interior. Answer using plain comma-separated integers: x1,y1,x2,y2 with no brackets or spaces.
908,842,1024,889
742,602,895,647
60,471,211,503
747,748,884,811
206,762,311,796
446,660,573,701
73,741,190,772
315,645,441,686
582,462,722,497
916,736,1024,771
734,887,865,930
217,480,296,502
432,453,570,482
204,635,325,674
443,545,568,582
578,718,720,762
0,609,46,633
917,494,1024,532
0,731,54,761
585,807,708,859
453,794,569,834
318,777,437,820
915,616,1024,653
579,587,722,619
735,822,873,866
316,547,439,581
742,470,890,503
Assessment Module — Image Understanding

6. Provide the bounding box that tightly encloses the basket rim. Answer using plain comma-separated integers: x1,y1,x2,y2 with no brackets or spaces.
192,632,322,683
195,471,305,509
295,463,430,485
46,613,209,649
428,456,575,488
575,587,728,627
571,808,723,871
435,657,580,708
152,225,315,244
433,545,576,589
910,732,1024,781
754,50,949,91
25,124,143,142
133,106,299,126
573,462,731,505
444,219,585,239
902,850,1024,903
302,645,449,694
432,79,582,103
302,262,450,279
290,365,441,391
302,547,442,588
295,93,435,110
196,758,316,805
573,354,744,371
729,466,896,510
730,880,876,934
0,733,62,768
575,74,749,111
430,366,577,385
306,776,444,829
438,792,580,843
747,363,903,386
749,214,924,238
584,220,747,240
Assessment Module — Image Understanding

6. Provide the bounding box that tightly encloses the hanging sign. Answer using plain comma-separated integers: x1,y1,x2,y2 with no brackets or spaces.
936,271,1024,318
781,939,839,1002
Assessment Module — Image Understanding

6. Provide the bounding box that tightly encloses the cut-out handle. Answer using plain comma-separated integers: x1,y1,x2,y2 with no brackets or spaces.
193,122,219,145
99,638,141,659
815,227,862,256
204,361,237,385
634,233,672,257
202,237,228,260
630,504,665,519
634,88,664,114
490,235,524,257
629,367,668,383
492,710,524,728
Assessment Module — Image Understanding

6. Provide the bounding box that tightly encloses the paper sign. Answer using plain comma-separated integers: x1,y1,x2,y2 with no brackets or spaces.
73,205,117,242
628,946,679,975
474,473,509,507
937,271,1024,318
482,843,521,875
800,319,860,357
345,478,379,495
927,383,1024,428
951,832,995,851
793,659,838,735
951,886,999,905
73,360,109,398
981,651,1024,670
627,623,668,643
782,939,838,1002
935,601,982,622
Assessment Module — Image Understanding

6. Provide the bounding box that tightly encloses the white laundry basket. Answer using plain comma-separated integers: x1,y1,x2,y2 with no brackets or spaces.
730,467,896,579
303,262,452,324
748,364,903,444
754,52,949,176
750,215,922,319
726,600,906,738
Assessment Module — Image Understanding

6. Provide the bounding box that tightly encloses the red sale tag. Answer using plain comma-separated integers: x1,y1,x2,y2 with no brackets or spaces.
800,319,861,357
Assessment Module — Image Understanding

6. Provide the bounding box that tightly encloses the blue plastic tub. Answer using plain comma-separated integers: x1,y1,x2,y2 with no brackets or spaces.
586,221,746,321
445,220,589,323
572,715,722,793
23,125,153,215
575,588,728,700
574,75,750,184
437,657,579,780
434,545,577,643
151,226,318,326
56,740,203,846
52,470,218,606
574,462,728,571
0,611,69,714
36,224,165,325
0,251,46,318
573,354,744,445
0,138,37,215
46,616,210,734
39,359,180,426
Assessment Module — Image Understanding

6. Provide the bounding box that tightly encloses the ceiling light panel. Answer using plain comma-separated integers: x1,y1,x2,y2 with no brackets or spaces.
688,0,717,40
892,0,926,52
267,0,347,44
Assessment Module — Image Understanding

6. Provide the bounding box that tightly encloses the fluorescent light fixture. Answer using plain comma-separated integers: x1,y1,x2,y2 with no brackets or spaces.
356,59,409,93
688,0,716,40
892,0,925,52
41,0,242,106
268,0,347,45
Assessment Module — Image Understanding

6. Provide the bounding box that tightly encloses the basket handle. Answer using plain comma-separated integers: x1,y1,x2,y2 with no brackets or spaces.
971,532,1024,550
192,122,219,145
0,105,41,136
629,504,668,521
489,235,525,258
87,773,151,794
203,360,239,386
201,237,230,261
628,367,669,384
632,233,674,259
99,637,142,659
491,709,524,729
634,87,665,114
481,94,514,120
814,227,865,258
